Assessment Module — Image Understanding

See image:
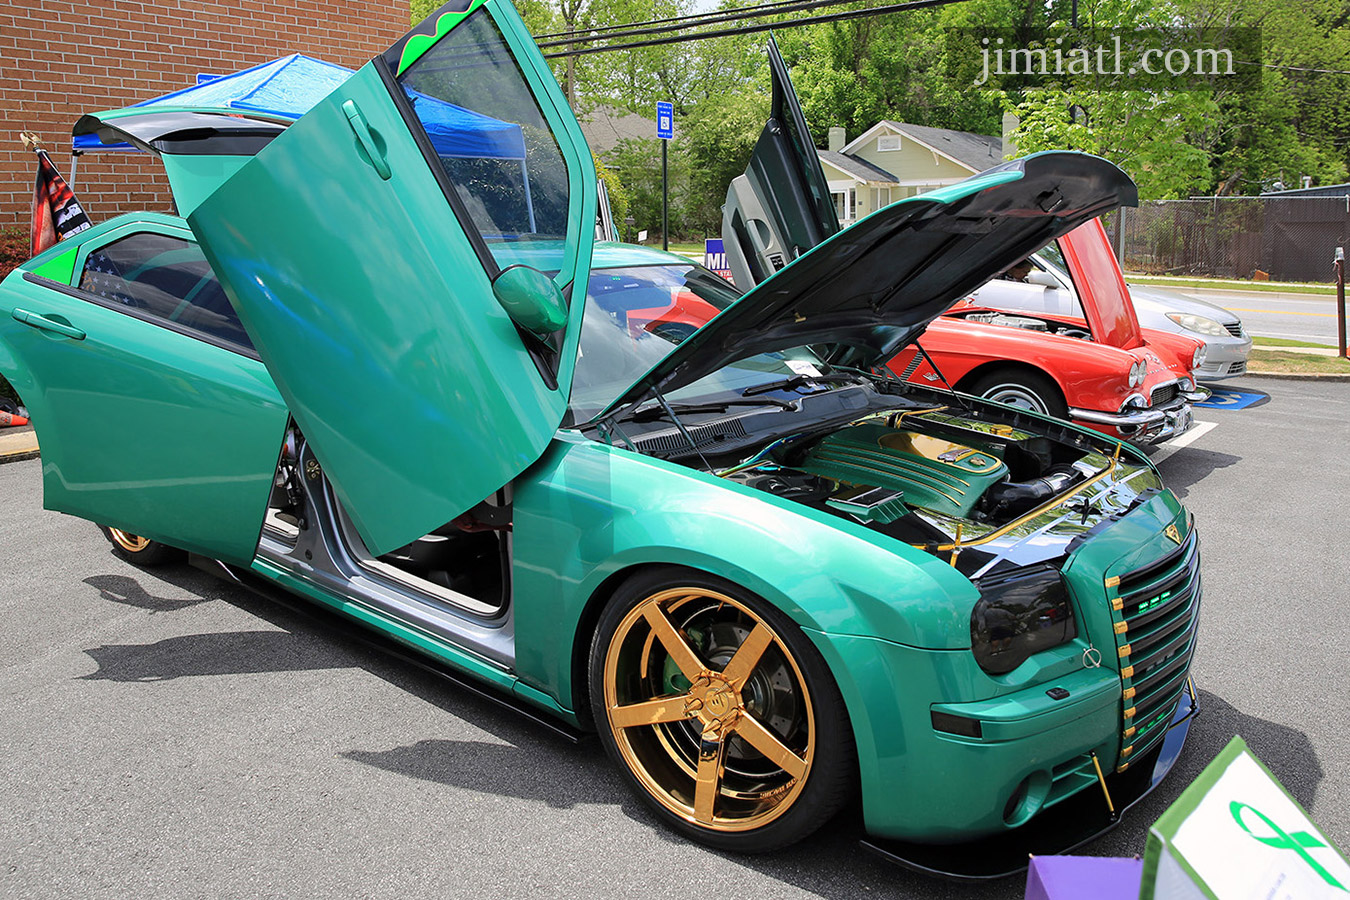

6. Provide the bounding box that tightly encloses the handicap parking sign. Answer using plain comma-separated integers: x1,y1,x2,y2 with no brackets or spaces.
1194,387,1270,410
656,101,673,140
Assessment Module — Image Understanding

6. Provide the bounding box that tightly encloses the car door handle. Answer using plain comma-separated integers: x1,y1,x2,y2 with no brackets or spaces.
12,308,86,340
342,100,392,181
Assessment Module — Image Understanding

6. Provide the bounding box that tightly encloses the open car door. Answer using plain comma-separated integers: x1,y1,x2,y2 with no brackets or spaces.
721,38,840,289
190,0,595,556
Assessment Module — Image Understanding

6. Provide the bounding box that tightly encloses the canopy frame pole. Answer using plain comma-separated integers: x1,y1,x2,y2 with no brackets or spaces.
520,160,536,233
69,149,80,186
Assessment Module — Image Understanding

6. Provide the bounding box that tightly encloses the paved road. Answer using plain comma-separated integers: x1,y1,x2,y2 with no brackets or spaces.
2,378,1347,899
1176,287,1344,343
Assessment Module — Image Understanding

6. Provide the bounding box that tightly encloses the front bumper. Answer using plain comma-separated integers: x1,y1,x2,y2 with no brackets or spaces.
1193,335,1253,381
1068,394,1203,445
862,685,1198,880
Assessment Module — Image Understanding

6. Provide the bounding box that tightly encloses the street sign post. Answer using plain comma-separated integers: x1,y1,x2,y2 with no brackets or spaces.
657,101,673,251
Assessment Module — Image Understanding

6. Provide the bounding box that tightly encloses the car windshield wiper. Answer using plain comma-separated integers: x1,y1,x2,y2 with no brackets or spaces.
742,372,861,397
626,397,796,424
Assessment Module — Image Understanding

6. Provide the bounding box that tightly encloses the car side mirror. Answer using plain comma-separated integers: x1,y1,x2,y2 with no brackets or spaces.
1026,270,1061,289
492,265,568,335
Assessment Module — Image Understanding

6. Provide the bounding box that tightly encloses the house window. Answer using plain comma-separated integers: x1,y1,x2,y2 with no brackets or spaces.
832,189,857,224
871,187,892,210
877,135,902,151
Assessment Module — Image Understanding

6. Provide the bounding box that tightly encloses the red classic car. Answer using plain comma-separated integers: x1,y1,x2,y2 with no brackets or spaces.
886,220,1208,444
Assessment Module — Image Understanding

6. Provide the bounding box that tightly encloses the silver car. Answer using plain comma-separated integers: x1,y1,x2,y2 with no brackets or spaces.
969,239,1253,381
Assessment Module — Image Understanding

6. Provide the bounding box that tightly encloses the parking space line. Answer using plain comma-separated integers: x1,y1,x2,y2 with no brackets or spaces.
1149,420,1217,465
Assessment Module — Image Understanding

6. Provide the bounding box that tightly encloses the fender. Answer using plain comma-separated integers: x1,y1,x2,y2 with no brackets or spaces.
509,434,979,713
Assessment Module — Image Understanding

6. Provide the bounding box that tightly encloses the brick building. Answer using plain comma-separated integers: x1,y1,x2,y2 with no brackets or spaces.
0,0,410,230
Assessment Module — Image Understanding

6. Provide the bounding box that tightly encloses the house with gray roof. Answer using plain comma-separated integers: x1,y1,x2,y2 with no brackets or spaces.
817,120,1006,225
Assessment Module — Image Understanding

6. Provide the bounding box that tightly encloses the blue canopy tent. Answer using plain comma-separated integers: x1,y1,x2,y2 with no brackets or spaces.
72,54,533,222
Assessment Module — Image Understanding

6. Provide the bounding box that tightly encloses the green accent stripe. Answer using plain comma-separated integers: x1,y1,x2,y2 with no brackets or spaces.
397,0,489,75
32,247,78,285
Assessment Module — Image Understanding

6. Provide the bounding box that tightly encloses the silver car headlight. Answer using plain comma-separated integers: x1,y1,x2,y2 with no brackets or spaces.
1166,312,1228,337
1128,359,1146,387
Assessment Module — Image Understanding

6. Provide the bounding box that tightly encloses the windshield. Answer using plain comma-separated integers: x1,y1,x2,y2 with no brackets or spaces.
569,263,829,420
1037,238,1068,275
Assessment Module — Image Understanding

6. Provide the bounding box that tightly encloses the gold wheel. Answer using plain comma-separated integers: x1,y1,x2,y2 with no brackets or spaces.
107,528,152,553
601,587,816,833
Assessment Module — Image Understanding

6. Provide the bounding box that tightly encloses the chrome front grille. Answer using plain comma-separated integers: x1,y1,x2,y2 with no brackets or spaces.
1229,360,1247,375
1150,382,1179,407
1109,528,1201,771
1224,322,1244,337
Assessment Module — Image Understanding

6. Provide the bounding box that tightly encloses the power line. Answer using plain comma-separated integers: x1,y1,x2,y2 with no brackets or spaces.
534,0,885,48
541,0,968,58
1235,60,1350,75
533,0,810,42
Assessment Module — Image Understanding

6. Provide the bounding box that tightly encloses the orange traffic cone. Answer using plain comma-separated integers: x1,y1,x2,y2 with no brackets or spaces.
0,411,28,427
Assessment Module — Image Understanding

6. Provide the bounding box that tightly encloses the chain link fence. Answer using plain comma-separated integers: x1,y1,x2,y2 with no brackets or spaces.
1102,195,1350,284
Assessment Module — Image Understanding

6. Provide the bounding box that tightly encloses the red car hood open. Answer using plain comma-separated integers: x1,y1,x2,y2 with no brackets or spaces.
1060,218,1144,350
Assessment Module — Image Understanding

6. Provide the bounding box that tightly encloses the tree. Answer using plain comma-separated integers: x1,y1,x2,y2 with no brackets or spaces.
681,90,769,234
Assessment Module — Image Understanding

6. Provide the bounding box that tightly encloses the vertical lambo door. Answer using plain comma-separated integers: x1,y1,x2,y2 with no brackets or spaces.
189,0,596,557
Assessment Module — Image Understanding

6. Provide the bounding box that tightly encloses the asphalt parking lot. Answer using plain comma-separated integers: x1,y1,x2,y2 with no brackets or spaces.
1,376,1346,899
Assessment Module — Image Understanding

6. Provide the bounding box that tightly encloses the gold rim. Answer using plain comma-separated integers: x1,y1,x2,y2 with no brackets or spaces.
108,528,151,553
603,587,815,832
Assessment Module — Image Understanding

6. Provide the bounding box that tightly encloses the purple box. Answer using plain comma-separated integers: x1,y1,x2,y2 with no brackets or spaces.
1025,856,1143,900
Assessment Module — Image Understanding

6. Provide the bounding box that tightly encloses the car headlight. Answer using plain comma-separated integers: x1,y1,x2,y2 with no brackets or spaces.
1128,359,1146,387
970,564,1077,676
1192,344,1207,369
1179,376,1195,391
1166,312,1228,337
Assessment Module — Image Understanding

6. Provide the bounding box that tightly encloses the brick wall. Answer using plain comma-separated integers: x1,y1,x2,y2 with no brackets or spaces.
0,0,411,229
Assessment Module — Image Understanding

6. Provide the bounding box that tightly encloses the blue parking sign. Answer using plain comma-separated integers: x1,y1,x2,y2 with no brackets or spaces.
656,101,673,140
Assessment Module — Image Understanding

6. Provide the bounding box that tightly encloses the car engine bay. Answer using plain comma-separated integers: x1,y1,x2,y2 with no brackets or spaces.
605,381,1164,578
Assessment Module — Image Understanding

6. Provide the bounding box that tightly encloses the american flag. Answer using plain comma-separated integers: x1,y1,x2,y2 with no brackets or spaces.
31,149,91,256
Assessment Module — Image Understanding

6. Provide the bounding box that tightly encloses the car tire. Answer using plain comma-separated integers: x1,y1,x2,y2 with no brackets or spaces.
589,567,855,853
97,525,184,567
967,369,1069,419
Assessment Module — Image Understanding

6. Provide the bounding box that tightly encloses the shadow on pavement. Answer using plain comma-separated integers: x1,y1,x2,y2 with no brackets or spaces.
80,630,358,681
1156,448,1242,499
82,573,217,613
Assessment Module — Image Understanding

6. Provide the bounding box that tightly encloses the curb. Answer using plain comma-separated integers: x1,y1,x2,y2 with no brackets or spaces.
0,447,40,464
1240,370,1350,383
0,425,39,465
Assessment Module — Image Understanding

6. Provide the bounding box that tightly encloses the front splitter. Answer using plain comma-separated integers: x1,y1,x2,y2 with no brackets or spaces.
861,688,1198,881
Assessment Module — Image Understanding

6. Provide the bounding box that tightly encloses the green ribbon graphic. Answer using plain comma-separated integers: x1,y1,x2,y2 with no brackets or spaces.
1230,801,1347,891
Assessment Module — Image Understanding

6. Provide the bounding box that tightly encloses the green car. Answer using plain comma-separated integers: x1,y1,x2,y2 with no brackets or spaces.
0,0,1199,877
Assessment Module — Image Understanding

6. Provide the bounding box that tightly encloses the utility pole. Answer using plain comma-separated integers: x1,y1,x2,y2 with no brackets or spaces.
1335,247,1346,359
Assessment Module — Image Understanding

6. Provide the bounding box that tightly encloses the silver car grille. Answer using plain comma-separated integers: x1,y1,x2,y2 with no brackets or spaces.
1224,322,1244,337
1150,382,1179,406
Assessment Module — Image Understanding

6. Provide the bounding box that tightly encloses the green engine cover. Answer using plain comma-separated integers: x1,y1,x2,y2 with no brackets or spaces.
798,423,1008,518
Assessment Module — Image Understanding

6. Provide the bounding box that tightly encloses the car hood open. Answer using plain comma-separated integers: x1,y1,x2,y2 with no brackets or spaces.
598,150,1138,419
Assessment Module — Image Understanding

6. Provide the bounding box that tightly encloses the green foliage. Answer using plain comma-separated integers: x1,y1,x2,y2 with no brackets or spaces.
594,152,630,228
682,91,769,234
605,136,692,241
774,6,1004,144
1010,88,1218,197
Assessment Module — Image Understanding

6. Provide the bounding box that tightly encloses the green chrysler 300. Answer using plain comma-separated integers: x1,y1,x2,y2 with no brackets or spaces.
0,0,1199,878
